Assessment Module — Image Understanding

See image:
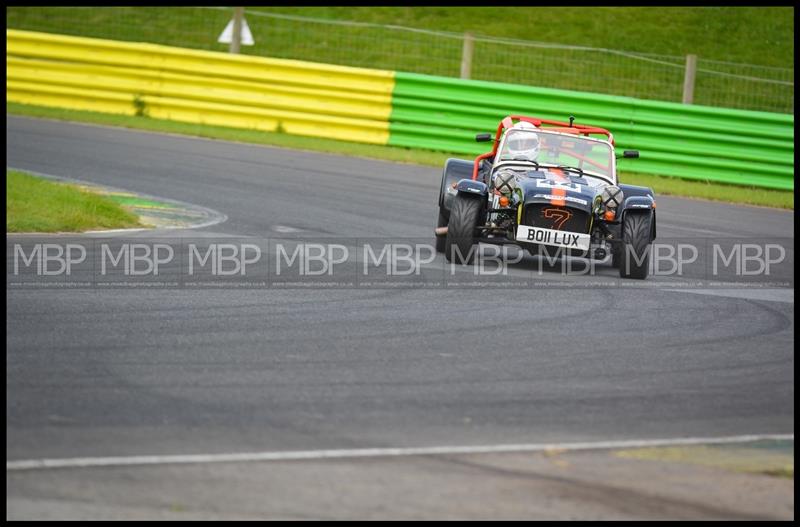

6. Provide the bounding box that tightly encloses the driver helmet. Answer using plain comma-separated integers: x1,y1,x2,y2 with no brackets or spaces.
506,122,540,160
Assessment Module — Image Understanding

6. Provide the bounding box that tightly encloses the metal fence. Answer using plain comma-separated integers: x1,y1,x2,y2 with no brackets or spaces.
6,6,794,114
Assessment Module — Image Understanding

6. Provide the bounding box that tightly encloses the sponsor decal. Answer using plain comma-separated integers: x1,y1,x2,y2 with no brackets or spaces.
536,179,582,193
516,226,591,250
532,193,588,206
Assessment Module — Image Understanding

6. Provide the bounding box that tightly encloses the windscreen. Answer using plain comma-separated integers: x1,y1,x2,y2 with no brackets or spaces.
498,129,614,183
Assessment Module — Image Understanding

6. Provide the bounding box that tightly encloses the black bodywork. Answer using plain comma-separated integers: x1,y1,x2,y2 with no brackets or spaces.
437,158,656,260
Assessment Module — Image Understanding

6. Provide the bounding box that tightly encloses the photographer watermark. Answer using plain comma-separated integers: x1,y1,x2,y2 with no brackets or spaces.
6,236,793,289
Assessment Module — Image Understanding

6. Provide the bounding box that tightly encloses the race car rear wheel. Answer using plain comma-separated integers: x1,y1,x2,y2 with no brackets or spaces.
619,210,653,279
435,208,448,253
445,195,483,264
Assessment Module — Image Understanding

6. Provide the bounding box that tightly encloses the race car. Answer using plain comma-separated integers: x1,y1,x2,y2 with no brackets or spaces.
435,115,656,279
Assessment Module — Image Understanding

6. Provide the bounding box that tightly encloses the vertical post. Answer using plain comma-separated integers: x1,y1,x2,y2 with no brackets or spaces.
682,54,697,104
230,7,244,54
460,32,474,79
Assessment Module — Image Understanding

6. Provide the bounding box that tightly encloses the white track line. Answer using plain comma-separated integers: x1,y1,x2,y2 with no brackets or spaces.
6,434,793,472
83,228,150,234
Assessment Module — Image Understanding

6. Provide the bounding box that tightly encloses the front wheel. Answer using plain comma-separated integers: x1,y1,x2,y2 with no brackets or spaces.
619,210,653,279
611,242,622,269
445,195,483,264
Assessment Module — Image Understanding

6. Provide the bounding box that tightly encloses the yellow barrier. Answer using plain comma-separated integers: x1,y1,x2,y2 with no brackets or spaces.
6,30,395,145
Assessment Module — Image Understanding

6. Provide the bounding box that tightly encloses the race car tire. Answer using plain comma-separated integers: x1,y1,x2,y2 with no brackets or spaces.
619,210,653,279
611,242,622,269
435,208,448,253
445,195,483,264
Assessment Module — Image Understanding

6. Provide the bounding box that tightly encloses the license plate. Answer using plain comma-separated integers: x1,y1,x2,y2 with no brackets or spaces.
516,225,591,251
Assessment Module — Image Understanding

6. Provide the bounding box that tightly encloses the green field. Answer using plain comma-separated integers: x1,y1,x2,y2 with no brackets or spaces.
253,7,794,66
9,103,794,210
8,7,792,66
7,169,144,233
6,7,794,112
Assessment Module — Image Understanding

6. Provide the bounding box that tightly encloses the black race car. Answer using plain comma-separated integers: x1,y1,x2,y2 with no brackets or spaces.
435,115,656,279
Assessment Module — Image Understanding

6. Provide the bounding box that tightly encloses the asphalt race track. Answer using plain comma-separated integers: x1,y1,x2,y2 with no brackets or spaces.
6,116,795,519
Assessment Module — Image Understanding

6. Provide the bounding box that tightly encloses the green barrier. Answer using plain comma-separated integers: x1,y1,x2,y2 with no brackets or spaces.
389,72,794,190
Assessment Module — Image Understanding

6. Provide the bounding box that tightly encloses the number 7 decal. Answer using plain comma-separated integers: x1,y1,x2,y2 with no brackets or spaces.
541,208,573,230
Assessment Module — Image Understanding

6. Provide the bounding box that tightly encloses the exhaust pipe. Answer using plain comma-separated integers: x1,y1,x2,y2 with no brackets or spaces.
434,226,448,236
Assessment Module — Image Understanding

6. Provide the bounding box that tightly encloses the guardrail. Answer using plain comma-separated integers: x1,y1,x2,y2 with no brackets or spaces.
6,30,396,145
389,72,794,191
6,30,794,190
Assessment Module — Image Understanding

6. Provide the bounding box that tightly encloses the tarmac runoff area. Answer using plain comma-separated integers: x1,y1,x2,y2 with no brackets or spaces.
6,437,794,520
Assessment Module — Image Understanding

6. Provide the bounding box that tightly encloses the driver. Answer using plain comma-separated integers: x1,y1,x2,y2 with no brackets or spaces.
505,122,540,161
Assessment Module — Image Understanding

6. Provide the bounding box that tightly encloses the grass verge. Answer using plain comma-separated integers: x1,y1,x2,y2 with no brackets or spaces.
8,103,794,210
615,445,794,479
7,169,144,233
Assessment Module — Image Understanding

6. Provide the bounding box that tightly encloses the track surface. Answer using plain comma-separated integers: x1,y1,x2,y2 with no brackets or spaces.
6,116,795,519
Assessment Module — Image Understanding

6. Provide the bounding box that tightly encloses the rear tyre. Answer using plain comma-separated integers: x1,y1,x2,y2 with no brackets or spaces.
445,195,483,264
619,210,653,279
435,208,448,253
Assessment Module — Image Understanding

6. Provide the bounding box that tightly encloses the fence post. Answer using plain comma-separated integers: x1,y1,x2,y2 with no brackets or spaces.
682,54,697,104
460,32,474,79
229,7,244,54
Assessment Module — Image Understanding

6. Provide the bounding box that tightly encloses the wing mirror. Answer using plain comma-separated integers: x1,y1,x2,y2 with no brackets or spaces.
475,133,493,142
617,150,639,159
